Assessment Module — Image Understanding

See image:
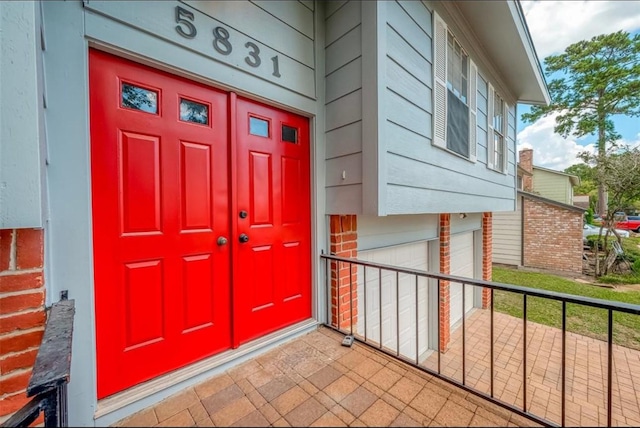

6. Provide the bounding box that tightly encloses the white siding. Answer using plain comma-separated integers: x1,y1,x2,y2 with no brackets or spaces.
325,0,363,214
492,197,522,266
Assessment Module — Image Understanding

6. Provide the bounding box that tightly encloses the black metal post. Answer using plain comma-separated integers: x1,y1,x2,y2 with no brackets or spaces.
523,294,528,413
462,283,466,386
561,301,566,427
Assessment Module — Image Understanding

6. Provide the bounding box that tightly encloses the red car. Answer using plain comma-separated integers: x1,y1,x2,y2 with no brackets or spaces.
615,215,640,233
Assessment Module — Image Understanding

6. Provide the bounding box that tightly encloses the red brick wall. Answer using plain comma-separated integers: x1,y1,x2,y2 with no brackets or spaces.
439,214,450,352
329,215,358,330
0,229,46,422
482,212,492,308
522,199,583,274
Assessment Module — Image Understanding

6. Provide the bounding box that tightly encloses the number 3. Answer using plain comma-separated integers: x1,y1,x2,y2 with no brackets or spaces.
175,6,197,39
245,42,261,68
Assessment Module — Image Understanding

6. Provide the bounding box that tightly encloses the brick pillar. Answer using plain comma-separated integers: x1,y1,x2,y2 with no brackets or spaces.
329,215,358,330
519,148,534,192
482,212,493,309
439,214,450,352
0,229,46,423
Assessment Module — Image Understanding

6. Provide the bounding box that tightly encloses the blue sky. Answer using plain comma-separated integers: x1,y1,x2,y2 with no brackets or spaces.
516,1,640,171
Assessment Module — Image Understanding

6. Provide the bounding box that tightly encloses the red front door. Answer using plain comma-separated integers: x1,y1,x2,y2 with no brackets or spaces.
89,50,311,398
234,98,311,345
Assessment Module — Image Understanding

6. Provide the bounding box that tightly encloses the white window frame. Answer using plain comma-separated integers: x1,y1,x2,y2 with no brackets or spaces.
487,84,508,173
432,11,477,162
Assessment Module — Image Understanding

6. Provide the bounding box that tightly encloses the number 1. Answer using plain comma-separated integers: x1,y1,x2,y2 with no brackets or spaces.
271,56,281,78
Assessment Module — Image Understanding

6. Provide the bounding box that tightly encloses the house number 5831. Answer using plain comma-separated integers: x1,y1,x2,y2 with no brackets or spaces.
174,6,282,78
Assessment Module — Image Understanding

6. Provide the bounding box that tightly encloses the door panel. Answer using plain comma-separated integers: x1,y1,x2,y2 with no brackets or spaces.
234,98,311,345
90,50,231,398
450,232,476,328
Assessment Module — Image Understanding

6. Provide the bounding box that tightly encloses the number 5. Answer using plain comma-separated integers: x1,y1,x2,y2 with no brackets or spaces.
175,6,197,39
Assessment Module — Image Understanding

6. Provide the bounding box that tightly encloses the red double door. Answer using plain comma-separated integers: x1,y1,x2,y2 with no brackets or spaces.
89,50,311,398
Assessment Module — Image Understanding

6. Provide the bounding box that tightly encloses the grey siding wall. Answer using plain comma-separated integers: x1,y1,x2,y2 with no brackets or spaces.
358,214,438,251
492,197,522,266
382,1,517,215
83,0,317,108
325,0,363,214
0,1,45,228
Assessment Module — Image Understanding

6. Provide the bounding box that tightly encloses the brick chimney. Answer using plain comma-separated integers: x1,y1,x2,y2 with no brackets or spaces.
519,148,534,192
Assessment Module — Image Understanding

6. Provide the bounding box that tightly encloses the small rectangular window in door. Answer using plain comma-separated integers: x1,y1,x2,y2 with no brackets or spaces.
180,98,209,125
249,116,270,138
282,125,298,144
121,82,158,114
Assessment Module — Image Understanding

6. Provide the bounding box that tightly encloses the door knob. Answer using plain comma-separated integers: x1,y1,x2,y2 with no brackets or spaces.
217,236,228,246
239,233,249,243
239,210,248,219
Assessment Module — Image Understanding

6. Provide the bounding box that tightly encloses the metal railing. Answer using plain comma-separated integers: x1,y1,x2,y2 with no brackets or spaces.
321,253,640,427
1,298,75,428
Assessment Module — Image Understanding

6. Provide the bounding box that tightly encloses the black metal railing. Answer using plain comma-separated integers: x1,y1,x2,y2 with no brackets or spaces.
1,298,75,428
321,254,640,427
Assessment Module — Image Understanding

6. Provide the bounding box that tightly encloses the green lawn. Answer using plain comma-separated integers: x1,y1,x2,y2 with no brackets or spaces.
492,266,640,350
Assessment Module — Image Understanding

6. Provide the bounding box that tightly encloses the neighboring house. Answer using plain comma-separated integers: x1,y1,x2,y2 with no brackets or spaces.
493,149,584,273
0,1,548,425
573,194,591,210
532,166,580,205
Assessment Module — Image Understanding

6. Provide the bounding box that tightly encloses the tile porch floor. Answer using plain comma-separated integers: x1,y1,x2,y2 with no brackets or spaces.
424,310,640,427
114,309,640,427
113,325,535,427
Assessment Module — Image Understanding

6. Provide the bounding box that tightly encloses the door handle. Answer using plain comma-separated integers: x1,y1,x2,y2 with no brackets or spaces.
239,233,249,243
217,236,228,246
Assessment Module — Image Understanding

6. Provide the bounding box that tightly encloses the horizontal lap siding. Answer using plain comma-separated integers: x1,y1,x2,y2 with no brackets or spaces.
383,1,516,215
533,169,571,205
358,214,438,251
84,1,316,101
492,199,522,266
325,0,363,214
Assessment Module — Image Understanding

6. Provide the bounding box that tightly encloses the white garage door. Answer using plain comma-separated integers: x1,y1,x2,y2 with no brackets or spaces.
450,232,476,328
356,241,430,360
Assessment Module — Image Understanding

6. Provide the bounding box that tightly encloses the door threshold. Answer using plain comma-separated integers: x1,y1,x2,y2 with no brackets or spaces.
94,319,318,424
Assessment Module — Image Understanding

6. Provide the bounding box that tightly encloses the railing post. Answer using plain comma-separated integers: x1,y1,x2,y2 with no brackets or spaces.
561,301,566,427
523,294,528,413
608,309,613,428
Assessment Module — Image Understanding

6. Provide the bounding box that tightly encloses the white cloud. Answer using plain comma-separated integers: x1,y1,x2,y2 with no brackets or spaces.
618,133,640,150
521,1,640,58
516,113,596,170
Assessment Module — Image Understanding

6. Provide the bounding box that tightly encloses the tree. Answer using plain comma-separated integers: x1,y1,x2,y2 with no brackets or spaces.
522,31,640,215
579,147,640,276
564,163,597,200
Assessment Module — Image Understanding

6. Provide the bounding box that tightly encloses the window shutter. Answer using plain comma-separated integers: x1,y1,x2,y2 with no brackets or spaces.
487,83,495,170
468,60,477,162
432,12,447,149
502,101,509,173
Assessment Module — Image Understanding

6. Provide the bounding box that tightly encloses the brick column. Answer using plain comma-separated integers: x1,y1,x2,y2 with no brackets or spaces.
439,214,450,352
329,215,358,330
0,229,46,423
482,212,493,309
